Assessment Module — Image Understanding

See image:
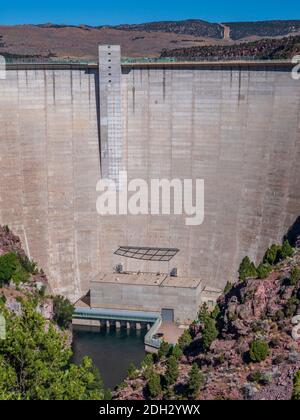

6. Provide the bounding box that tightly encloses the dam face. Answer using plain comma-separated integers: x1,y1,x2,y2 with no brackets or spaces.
0,52,300,299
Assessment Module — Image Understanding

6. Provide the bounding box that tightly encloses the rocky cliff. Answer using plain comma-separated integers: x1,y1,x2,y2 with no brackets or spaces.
115,246,300,400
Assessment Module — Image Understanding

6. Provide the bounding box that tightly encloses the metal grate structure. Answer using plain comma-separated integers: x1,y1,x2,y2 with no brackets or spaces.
114,246,179,262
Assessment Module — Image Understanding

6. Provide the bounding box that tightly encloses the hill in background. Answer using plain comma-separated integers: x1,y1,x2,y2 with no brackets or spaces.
0,19,299,60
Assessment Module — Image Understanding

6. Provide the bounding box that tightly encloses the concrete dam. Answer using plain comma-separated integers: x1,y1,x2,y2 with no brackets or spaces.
0,46,300,307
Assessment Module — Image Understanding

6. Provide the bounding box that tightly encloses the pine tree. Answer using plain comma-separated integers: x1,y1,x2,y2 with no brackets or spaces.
239,256,257,281
264,244,281,265
202,317,218,351
280,240,294,260
165,356,179,386
178,329,192,351
147,371,162,398
188,364,204,399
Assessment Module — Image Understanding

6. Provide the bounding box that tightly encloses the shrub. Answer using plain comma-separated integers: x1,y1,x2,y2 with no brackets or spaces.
171,344,183,360
264,244,281,265
202,317,218,351
188,364,204,399
279,240,294,260
290,267,300,286
12,263,30,286
285,296,299,318
249,339,269,363
53,296,74,329
178,330,192,351
19,255,38,275
141,353,154,369
224,281,233,295
274,309,285,322
158,341,171,360
165,356,179,386
256,263,272,279
147,371,162,398
211,304,221,320
239,257,257,281
292,370,300,400
248,370,263,383
0,253,19,285
127,362,138,380
198,303,210,322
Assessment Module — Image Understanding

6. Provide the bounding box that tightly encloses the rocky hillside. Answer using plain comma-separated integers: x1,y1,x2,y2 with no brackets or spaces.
226,20,300,40
114,243,300,401
114,19,224,39
161,35,300,60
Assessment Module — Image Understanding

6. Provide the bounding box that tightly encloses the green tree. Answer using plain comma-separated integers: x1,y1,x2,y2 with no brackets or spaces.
188,364,204,399
264,244,281,265
165,356,179,386
292,370,300,400
0,253,19,285
141,353,154,369
239,257,257,281
178,330,192,351
158,341,171,360
211,304,221,320
171,344,183,360
256,263,272,279
0,299,104,400
127,362,138,380
53,295,74,329
198,303,210,322
249,339,269,363
290,267,300,286
224,282,233,295
202,318,218,351
147,370,162,399
279,240,294,260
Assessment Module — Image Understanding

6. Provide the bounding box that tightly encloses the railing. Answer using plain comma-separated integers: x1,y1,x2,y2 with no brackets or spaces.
144,316,163,349
73,307,159,323
3,56,293,66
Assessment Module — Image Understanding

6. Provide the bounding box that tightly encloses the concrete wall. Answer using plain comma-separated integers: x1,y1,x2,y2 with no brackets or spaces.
0,60,300,299
91,281,201,324
0,66,101,296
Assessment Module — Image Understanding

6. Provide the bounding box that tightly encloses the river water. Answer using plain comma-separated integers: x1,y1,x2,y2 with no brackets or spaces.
72,326,146,390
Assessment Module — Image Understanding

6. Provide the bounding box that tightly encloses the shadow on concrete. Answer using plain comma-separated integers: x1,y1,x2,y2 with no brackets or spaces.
284,216,300,247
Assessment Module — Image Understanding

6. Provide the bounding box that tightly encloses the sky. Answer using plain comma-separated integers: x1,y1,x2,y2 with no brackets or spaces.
1,0,300,26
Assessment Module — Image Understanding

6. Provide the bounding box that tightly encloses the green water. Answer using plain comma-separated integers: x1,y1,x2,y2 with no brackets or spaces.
72,326,146,390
